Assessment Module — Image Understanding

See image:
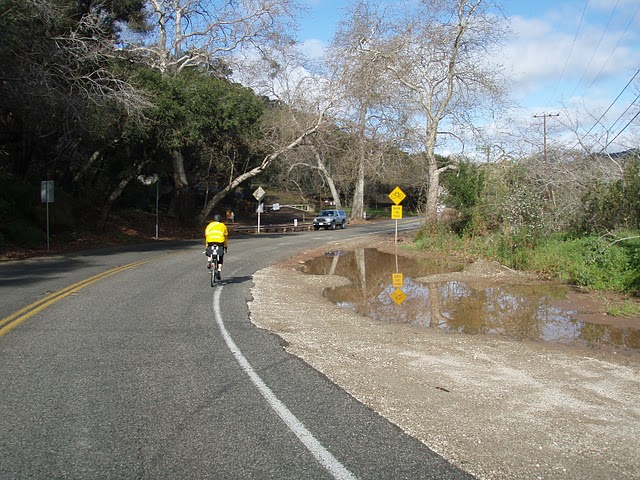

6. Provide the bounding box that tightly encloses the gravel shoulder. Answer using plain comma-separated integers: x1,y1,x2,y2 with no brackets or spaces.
248,236,640,480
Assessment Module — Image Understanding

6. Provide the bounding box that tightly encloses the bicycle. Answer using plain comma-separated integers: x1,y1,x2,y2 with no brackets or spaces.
205,244,223,287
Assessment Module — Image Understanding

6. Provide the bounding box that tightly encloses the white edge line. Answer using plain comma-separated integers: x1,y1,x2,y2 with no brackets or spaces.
213,287,357,480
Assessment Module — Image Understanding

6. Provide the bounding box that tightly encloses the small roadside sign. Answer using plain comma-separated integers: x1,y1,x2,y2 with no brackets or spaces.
388,186,406,205
390,288,407,305
253,186,265,201
392,273,403,288
41,180,54,203
41,180,54,250
391,205,403,220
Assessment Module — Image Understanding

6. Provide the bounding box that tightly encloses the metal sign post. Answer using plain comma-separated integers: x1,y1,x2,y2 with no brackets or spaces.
388,186,406,245
388,186,408,305
155,180,159,240
137,174,160,239
41,180,54,250
253,187,266,233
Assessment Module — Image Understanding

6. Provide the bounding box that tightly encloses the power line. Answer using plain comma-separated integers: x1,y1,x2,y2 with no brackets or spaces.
606,93,640,133
570,0,619,98
555,0,589,95
585,3,640,93
573,67,640,149
599,109,640,153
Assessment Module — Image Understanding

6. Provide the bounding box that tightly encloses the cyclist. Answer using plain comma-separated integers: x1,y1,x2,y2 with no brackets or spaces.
204,214,228,280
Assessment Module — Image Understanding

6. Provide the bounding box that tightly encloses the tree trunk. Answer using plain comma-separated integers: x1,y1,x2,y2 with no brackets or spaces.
424,153,439,224
169,148,191,219
351,159,365,219
99,158,150,229
424,150,457,224
350,106,368,220
311,146,342,209
72,149,102,186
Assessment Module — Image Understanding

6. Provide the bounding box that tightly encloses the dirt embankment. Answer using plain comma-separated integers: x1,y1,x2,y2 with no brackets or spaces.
249,236,640,480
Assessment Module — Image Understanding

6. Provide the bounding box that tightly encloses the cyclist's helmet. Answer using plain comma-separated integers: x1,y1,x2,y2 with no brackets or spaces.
213,214,222,222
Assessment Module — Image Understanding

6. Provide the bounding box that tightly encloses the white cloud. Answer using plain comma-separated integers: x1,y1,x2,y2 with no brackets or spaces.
297,38,326,59
502,13,637,102
589,0,640,11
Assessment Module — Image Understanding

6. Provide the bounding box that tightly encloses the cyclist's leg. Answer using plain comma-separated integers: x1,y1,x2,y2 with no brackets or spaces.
206,244,213,268
217,245,224,279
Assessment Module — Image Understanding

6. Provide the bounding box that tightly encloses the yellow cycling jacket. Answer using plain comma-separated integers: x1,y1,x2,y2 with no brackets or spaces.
204,221,228,246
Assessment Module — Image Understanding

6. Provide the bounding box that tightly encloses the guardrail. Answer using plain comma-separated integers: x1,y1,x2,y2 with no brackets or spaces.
229,222,315,234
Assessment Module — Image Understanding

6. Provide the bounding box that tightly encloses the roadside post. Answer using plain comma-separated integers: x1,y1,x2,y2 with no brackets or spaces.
388,186,407,305
388,186,406,245
253,186,266,233
41,180,54,250
137,174,160,239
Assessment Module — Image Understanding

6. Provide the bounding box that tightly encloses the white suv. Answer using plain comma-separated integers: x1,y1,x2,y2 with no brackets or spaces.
313,209,348,230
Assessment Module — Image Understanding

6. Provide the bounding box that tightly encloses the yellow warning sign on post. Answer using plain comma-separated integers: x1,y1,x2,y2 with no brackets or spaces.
388,186,406,205
390,288,407,305
392,273,403,287
391,205,403,220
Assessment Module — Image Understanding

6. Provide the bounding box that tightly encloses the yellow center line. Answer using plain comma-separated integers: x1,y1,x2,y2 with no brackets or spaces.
0,259,152,337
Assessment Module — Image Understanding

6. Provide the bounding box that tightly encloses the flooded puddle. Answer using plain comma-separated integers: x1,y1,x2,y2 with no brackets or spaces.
300,248,640,352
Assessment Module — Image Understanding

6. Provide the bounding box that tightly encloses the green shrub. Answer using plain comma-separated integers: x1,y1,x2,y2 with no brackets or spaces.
577,159,640,233
414,227,640,293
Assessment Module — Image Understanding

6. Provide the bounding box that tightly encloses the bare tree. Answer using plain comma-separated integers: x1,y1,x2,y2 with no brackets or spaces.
321,1,404,219
235,40,347,210
124,0,298,74
359,0,508,223
191,37,335,223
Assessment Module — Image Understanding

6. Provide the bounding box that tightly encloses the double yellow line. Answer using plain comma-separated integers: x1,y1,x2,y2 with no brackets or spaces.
0,259,152,337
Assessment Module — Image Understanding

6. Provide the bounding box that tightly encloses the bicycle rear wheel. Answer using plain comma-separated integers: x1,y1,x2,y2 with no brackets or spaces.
208,246,220,287
214,256,220,282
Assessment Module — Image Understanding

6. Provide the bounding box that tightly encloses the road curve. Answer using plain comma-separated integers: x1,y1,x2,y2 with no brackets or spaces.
0,220,473,479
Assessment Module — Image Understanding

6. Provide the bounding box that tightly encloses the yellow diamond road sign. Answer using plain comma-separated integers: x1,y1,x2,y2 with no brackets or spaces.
389,186,406,205
253,186,265,201
390,288,407,305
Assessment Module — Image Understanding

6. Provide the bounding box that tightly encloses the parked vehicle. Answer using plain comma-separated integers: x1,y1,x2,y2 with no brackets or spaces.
313,209,348,230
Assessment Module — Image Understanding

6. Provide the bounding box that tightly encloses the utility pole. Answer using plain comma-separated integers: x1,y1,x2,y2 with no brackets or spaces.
534,113,559,162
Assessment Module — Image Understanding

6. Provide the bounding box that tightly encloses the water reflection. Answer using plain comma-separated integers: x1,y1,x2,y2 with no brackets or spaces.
300,248,640,351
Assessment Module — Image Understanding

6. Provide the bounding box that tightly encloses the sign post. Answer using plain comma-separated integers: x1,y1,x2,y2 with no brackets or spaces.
253,187,266,233
137,174,160,239
388,187,408,305
155,179,159,239
388,186,406,245
41,180,54,250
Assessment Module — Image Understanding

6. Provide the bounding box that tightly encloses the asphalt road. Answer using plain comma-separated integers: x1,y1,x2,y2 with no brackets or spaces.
0,219,475,479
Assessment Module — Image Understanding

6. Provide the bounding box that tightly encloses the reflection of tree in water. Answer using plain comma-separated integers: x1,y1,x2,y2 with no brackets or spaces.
437,282,486,334
373,280,431,325
439,283,574,342
321,248,462,321
580,323,640,350
304,248,640,350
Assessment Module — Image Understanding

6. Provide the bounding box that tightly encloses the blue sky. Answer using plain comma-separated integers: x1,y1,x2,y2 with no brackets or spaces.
295,0,640,154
